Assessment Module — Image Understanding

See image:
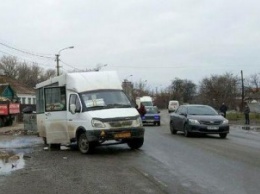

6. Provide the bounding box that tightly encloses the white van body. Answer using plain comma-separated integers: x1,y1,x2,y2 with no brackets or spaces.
136,96,153,108
36,71,144,154
168,100,179,113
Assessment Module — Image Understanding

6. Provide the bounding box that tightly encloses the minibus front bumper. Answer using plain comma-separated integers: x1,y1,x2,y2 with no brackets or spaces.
85,127,145,142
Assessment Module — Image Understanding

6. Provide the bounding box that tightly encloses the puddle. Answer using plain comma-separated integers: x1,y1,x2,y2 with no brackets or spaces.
242,126,251,130
0,136,43,150
0,152,25,175
241,126,260,132
0,136,43,175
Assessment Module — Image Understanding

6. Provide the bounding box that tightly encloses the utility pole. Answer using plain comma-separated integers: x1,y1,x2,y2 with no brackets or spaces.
241,70,244,111
55,46,74,76
55,54,60,76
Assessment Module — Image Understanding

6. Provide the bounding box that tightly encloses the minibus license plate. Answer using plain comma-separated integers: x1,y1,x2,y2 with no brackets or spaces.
114,132,131,138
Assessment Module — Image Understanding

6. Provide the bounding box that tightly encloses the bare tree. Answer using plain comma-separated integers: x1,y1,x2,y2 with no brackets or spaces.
0,55,57,87
133,80,150,99
0,56,19,78
17,61,31,83
198,73,239,110
169,78,197,103
40,69,56,82
248,73,260,89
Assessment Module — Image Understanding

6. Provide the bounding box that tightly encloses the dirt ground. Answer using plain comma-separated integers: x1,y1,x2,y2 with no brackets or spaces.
0,123,26,135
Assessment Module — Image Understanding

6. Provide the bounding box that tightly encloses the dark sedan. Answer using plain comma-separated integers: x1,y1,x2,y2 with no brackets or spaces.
169,104,229,138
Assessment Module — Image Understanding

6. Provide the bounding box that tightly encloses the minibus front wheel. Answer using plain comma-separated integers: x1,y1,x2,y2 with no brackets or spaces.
78,132,95,154
127,137,144,150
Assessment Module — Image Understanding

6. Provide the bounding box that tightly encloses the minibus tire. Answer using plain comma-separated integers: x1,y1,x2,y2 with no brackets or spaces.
50,144,61,150
78,132,94,154
127,137,144,150
43,137,47,145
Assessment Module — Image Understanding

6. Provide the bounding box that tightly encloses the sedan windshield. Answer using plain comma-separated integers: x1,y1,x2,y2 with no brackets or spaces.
141,101,153,106
188,106,218,115
80,90,132,110
145,107,158,114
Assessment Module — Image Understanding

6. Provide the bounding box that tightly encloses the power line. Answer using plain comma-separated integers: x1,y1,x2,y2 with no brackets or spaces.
0,49,54,68
0,42,55,60
109,65,185,69
108,64,250,69
60,60,83,71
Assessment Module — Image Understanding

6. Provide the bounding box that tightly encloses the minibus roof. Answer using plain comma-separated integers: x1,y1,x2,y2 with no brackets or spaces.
35,71,122,92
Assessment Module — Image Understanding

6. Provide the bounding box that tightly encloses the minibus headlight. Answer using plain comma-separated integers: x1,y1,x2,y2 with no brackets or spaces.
92,119,105,128
132,116,142,127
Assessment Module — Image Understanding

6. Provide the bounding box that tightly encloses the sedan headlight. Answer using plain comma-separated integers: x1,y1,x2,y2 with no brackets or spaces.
188,119,200,124
222,119,229,124
92,119,106,128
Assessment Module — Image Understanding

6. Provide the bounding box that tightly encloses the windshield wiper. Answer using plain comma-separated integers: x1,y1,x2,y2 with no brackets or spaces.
87,105,107,110
107,104,131,108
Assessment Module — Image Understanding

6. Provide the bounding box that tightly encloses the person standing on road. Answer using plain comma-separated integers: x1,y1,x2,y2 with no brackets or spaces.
220,103,228,118
244,105,250,125
137,103,146,117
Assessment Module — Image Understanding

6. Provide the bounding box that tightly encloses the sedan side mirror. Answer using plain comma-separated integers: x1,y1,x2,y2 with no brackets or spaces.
180,113,187,117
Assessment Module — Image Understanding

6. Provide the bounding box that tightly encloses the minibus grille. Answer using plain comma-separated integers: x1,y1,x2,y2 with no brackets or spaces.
109,120,133,128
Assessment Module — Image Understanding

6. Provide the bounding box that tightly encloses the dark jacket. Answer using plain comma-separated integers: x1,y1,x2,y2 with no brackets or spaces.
220,104,228,113
138,104,146,117
244,106,250,114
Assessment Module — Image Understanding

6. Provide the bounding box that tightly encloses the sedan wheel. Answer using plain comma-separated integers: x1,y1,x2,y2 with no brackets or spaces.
219,133,227,139
78,133,94,154
184,125,190,137
170,121,177,134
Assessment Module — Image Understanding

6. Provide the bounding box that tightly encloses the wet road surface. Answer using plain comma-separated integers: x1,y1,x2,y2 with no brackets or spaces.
0,111,259,194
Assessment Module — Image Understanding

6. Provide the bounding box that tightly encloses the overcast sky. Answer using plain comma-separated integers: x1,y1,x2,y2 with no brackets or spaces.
0,0,259,90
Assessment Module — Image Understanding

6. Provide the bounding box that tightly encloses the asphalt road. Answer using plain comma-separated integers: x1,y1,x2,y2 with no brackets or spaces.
0,110,260,194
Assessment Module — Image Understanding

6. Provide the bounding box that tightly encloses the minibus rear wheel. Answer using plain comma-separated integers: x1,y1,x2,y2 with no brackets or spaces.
78,132,94,154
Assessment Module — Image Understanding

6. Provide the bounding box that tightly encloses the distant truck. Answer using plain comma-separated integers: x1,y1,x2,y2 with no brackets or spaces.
0,97,20,127
35,71,145,154
136,96,153,108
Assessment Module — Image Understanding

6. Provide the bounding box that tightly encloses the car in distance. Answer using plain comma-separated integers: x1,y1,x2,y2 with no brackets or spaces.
169,104,229,138
168,100,179,113
141,106,160,126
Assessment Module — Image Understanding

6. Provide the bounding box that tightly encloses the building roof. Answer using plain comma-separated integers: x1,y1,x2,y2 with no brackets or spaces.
0,75,35,95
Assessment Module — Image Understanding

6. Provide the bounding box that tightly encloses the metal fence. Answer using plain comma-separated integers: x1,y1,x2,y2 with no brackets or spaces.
23,113,37,132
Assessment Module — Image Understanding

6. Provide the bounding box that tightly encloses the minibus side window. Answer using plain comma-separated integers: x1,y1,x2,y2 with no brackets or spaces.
69,94,81,112
45,87,66,111
36,88,44,113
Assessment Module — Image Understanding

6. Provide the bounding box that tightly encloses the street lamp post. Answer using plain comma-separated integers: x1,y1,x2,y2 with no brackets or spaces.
55,46,74,76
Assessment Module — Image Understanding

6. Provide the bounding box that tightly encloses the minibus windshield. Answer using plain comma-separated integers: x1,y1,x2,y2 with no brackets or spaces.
81,90,132,110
